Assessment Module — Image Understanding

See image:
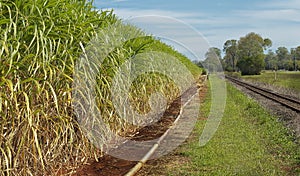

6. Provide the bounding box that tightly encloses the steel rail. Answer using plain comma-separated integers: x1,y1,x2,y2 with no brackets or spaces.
226,76,300,112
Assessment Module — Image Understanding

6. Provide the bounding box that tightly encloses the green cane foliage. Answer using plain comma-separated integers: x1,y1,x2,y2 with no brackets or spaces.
0,0,116,175
0,0,201,175
91,34,198,135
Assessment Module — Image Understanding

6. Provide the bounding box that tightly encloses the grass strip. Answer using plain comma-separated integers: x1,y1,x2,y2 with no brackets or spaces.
241,71,300,92
167,82,300,175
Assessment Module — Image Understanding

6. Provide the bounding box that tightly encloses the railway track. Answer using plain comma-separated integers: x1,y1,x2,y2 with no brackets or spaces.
225,76,300,112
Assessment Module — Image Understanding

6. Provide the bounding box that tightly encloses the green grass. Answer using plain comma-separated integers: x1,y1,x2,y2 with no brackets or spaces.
242,71,300,92
167,82,300,175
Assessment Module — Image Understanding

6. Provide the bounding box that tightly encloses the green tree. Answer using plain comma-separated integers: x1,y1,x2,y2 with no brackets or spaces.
290,46,300,70
203,47,223,72
276,47,290,70
263,38,272,49
265,50,278,70
223,39,238,72
237,32,272,75
295,46,300,59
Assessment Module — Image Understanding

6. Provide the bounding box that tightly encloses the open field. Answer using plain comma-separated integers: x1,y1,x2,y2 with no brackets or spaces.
138,82,300,175
242,71,300,92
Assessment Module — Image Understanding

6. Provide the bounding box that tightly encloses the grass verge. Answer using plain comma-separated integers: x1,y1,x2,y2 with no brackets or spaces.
242,71,300,92
166,82,300,175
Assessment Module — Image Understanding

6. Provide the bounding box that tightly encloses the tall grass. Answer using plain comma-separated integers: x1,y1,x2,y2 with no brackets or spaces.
73,26,196,149
0,0,201,175
0,0,116,175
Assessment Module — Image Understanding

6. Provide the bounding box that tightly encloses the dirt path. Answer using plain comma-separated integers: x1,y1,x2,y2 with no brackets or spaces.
136,83,209,176
69,78,206,176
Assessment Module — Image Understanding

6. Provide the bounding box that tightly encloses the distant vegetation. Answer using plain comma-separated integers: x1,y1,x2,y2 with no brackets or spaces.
197,32,300,75
242,71,300,92
0,0,201,175
265,46,300,71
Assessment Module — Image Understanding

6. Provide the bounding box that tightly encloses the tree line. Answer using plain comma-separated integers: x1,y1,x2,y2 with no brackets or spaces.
197,32,300,75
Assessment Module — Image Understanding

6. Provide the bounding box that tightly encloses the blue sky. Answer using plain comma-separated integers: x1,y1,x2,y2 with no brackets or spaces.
94,0,300,61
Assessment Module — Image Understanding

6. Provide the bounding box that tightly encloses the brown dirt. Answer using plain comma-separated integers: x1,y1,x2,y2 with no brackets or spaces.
70,76,300,176
71,156,137,176
135,149,191,176
136,84,209,176
67,77,207,176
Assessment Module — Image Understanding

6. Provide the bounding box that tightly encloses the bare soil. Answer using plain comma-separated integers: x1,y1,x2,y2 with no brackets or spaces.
135,149,191,176
136,84,208,176
68,78,205,176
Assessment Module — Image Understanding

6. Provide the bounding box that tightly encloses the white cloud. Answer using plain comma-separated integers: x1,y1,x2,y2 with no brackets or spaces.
235,9,300,23
111,0,129,3
123,15,211,60
105,6,300,58
111,8,255,48
230,6,300,49
113,8,202,21
114,8,245,26
261,0,300,10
